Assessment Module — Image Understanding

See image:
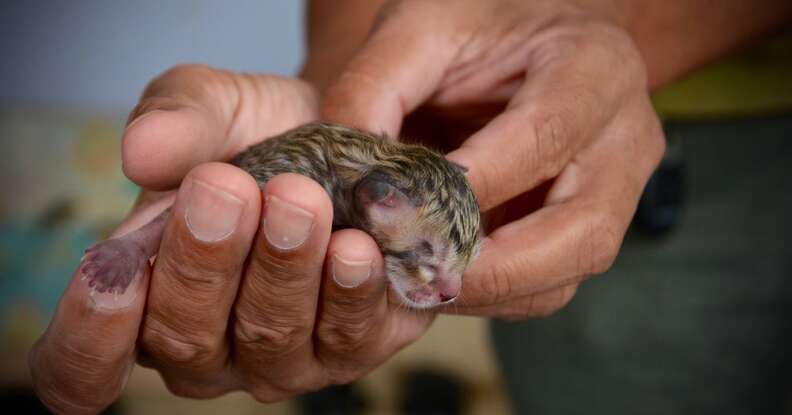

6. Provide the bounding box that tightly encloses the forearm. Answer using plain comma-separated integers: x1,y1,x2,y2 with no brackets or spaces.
300,0,387,91
301,0,792,92
622,0,792,89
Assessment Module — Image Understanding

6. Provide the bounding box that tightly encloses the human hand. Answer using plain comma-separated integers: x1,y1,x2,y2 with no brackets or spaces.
29,65,434,413
321,0,666,318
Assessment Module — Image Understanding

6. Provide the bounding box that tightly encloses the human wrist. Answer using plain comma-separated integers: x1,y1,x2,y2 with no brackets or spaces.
570,0,792,89
614,0,792,89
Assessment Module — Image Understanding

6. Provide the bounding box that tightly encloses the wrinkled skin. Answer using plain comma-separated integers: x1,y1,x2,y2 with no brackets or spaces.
31,0,790,411
320,0,665,318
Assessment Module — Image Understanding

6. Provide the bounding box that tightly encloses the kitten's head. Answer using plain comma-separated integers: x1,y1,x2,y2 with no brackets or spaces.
354,150,481,309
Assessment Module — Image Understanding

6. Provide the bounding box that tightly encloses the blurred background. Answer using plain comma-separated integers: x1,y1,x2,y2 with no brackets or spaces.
0,1,508,413
1,1,791,414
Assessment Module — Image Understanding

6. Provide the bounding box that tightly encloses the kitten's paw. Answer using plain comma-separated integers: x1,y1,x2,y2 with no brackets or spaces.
80,238,148,295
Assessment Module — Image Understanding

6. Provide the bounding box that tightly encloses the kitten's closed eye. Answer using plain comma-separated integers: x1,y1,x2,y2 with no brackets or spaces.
419,240,433,256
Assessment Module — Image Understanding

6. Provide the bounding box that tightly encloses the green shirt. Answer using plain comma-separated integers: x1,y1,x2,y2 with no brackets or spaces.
652,32,792,119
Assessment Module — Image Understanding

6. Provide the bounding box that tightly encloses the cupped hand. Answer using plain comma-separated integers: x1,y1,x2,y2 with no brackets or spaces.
29,65,433,413
321,0,666,319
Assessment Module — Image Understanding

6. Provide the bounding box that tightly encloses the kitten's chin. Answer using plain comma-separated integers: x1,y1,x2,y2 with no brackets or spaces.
390,280,444,310
389,270,462,309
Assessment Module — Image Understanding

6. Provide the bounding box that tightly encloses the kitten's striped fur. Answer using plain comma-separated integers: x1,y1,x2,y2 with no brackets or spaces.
79,122,481,309
232,122,481,298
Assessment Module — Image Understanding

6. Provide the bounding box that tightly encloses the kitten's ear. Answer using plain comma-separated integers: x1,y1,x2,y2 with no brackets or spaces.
355,174,411,209
450,161,468,174
355,172,414,225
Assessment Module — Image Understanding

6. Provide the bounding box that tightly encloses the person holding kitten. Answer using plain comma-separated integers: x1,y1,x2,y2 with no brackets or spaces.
30,0,792,414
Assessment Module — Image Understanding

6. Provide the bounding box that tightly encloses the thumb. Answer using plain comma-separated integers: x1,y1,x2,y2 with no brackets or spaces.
320,1,458,136
122,65,317,190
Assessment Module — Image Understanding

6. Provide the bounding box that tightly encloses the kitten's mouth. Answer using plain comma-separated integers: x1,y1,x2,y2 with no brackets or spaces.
404,288,443,309
387,266,462,309
393,280,461,309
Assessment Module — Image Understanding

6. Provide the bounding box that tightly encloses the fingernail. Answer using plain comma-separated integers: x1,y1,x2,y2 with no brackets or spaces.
262,196,315,251
185,180,244,242
332,254,372,288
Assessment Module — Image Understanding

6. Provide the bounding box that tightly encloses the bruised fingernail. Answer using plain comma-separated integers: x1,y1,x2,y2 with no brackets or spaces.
262,196,315,251
332,254,372,288
185,180,244,242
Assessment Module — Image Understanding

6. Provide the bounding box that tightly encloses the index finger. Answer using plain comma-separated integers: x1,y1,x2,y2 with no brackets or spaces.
455,94,665,310
447,27,646,210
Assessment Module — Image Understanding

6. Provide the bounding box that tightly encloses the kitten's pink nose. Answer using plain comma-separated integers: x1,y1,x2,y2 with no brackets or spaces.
432,273,461,303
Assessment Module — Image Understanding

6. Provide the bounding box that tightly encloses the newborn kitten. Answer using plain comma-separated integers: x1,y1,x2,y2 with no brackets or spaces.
81,122,481,309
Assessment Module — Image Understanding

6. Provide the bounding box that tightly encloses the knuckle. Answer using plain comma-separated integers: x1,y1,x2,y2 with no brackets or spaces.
496,295,538,321
156,240,235,291
247,253,313,291
161,382,203,399
246,371,322,402
317,318,373,355
622,97,667,191
648,116,668,166
588,23,647,89
601,27,647,86
141,316,217,368
536,285,578,318
249,389,282,404
473,260,516,306
530,304,559,319
505,285,579,320
529,300,558,319
160,376,228,399
234,314,308,356
558,284,579,308
579,210,623,275
327,369,366,387
528,108,570,180
248,385,290,404
537,18,647,92
276,372,321,396
465,151,500,209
